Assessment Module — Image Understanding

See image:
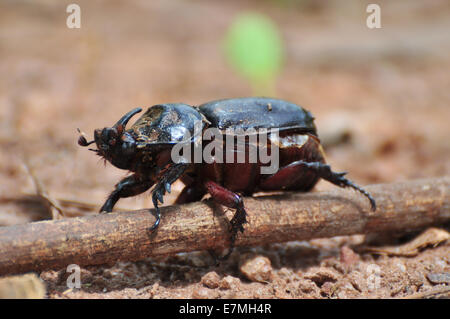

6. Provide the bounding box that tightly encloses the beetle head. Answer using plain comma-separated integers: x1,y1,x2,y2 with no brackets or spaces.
79,108,142,169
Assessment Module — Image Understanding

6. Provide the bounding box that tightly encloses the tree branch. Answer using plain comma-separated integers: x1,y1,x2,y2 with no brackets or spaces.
0,177,448,276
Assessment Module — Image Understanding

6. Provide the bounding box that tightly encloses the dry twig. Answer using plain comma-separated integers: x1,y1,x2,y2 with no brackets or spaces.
0,177,448,276
22,159,64,220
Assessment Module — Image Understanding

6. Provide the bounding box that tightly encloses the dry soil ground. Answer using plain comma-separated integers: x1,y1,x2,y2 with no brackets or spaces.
0,0,449,298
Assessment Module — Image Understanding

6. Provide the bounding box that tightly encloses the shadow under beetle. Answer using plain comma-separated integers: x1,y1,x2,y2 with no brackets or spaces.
79,97,376,259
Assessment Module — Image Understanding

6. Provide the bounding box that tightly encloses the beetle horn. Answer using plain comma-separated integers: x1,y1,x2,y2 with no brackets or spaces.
114,107,142,130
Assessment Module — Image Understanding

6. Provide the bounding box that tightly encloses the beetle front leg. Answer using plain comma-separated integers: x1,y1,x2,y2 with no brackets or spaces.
100,174,154,213
150,162,189,231
204,180,247,260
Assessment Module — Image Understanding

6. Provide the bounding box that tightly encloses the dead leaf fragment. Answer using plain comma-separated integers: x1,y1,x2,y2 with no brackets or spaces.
364,228,450,257
426,272,450,285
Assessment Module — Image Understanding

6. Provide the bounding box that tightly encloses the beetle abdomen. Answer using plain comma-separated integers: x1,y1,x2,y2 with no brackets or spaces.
257,133,326,192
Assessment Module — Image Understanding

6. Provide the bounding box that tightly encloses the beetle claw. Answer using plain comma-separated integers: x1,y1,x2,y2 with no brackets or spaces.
165,182,171,194
149,206,161,232
334,173,376,211
152,190,162,206
149,192,162,232
156,191,164,204
150,215,160,230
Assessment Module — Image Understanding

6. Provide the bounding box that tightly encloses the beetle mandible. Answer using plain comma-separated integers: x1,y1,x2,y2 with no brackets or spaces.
78,97,376,258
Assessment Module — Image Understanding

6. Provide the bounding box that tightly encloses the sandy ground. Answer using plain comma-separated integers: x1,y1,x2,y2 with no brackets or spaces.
0,0,449,298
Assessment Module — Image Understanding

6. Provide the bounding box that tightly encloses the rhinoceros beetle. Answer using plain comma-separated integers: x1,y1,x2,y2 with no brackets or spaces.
79,97,376,258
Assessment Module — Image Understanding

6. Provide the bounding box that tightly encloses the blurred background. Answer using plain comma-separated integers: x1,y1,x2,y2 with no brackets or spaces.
0,0,449,223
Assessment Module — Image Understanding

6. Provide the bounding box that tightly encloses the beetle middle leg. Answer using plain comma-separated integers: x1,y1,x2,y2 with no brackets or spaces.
204,180,247,259
100,174,154,213
260,160,376,211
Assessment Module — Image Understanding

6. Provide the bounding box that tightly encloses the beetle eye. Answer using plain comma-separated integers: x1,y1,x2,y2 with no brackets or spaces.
122,142,135,155
102,128,118,146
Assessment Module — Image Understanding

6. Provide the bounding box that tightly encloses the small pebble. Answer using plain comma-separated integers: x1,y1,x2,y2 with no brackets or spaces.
201,271,220,289
239,254,273,283
340,246,360,272
219,275,240,290
320,281,336,297
298,279,319,294
192,287,218,299
39,270,59,282
304,267,339,286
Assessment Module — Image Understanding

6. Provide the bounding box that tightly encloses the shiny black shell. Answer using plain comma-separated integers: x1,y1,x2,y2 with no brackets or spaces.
198,97,317,135
128,103,205,148
127,98,317,148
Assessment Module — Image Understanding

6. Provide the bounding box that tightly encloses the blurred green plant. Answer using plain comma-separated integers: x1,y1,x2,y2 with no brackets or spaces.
224,13,284,96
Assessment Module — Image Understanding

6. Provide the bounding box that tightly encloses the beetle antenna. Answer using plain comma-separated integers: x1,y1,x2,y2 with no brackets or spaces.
77,128,95,147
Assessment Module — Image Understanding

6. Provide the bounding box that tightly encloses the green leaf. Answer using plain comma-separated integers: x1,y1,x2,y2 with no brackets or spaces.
224,13,284,95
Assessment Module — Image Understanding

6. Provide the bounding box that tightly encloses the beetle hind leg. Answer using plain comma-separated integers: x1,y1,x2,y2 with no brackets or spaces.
325,172,376,211
300,161,376,211
260,160,376,211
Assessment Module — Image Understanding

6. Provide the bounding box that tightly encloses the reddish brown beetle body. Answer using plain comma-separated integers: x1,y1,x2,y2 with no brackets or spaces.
79,97,375,258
